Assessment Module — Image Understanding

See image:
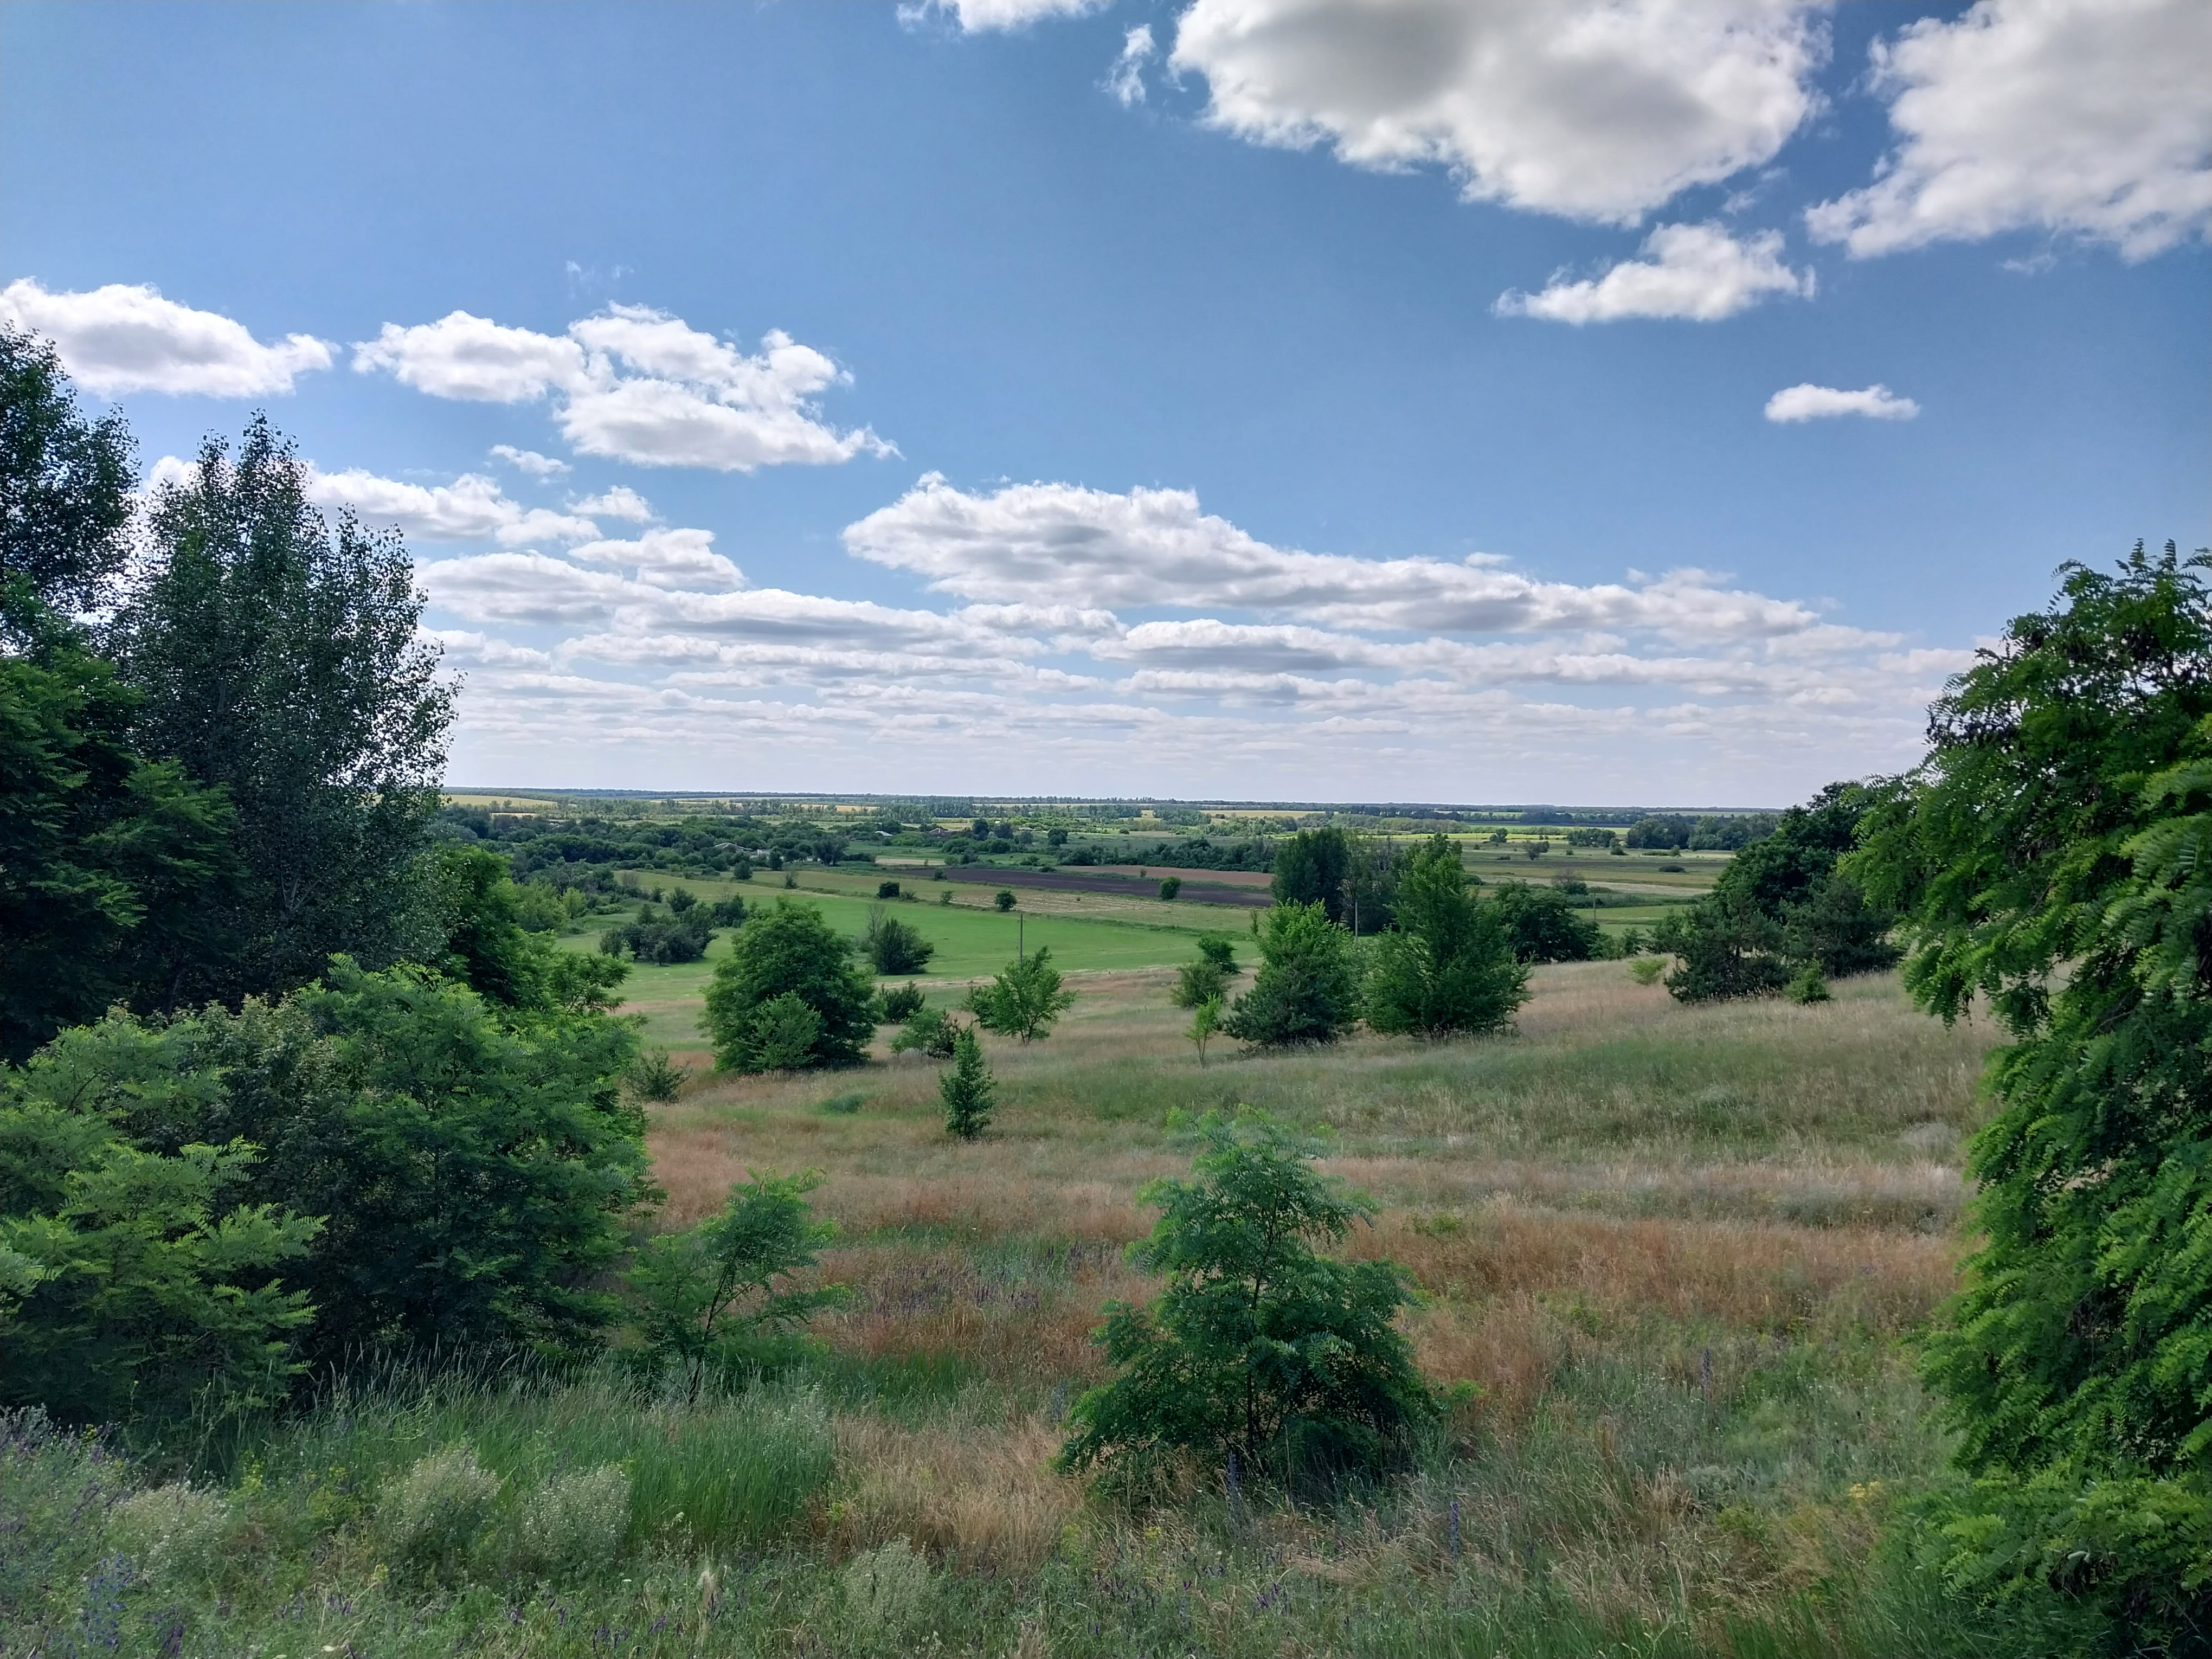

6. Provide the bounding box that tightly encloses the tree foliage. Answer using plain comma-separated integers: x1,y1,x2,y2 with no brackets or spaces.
967,947,1076,1044
1220,903,1360,1048
703,900,878,1072
1057,1113,1435,1489
939,1027,995,1140
0,328,136,623
1270,827,1351,923
1851,542,2212,1643
1487,882,1604,964
862,906,935,975
1364,836,1528,1039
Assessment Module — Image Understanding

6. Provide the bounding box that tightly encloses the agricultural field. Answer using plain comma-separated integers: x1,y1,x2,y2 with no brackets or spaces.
8,958,2021,1656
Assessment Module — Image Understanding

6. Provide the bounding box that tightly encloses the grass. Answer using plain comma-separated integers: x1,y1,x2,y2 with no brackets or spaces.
8,961,2048,1657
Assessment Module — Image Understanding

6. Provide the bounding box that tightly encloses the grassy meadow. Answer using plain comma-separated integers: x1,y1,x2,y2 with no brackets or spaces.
5,953,2040,1658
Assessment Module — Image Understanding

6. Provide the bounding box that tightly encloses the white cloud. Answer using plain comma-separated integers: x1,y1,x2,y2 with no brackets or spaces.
1167,0,1827,224
923,0,1105,30
573,485,657,523
1,279,332,396
355,304,891,472
567,526,745,591
1495,222,1812,323
844,474,1821,639
419,552,644,626
353,312,586,401
1807,0,2212,260
491,445,570,478
1106,24,1155,106
307,467,600,545
1764,383,1920,423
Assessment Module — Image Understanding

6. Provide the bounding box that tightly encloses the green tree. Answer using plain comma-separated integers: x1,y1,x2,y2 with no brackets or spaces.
1364,836,1528,1039
622,1170,846,1397
1850,542,2212,1643
1169,953,1233,1009
115,417,455,998
703,900,877,1072
1271,827,1351,923
862,906,935,975
0,327,136,625
1487,882,1604,964
939,1027,995,1140
890,1005,960,1059
1057,1114,1434,1488
1187,996,1223,1066
741,993,825,1072
1159,876,1182,901
1220,903,1360,1048
876,982,927,1024
967,947,1076,1043
993,889,1017,912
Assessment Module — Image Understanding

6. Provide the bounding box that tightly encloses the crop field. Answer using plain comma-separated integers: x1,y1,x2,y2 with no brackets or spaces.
11,958,2022,1657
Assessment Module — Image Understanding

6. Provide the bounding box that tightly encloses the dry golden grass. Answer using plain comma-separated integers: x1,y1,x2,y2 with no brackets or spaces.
825,1412,1081,1570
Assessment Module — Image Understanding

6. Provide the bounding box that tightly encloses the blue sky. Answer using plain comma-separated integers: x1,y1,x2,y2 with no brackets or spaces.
6,0,2207,805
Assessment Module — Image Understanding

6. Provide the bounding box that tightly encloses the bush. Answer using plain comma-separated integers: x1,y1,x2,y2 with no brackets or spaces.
622,1171,846,1397
1219,903,1359,1048
1059,1114,1435,1490
876,880,901,899
877,982,927,1023
704,901,877,1073
890,1006,960,1059
378,1444,501,1579
742,993,824,1072
511,1463,631,1579
993,889,1017,912
1159,876,1182,901
1363,835,1528,1039
862,906,935,976
940,1028,996,1140
1487,883,1604,963
626,1047,690,1103
1169,955,1233,1009
600,903,713,964
1197,935,1238,974
106,1483,231,1583
967,947,1076,1043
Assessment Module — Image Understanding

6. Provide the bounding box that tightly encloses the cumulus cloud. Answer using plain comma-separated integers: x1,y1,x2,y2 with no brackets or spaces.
573,485,657,523
491,445,570,478
567,526,745,591
1106,24,1154,106
307,467,600,545
354,304,891,471
923,0,1105,30
844,474,1820,639
1,279,332,396
1495,223,1812,323
419,552,644,626
1807,0,2212,260
1764,383,1920,422
1167,0,1827,224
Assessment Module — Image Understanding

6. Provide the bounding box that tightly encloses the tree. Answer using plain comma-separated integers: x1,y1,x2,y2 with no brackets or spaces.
890,1005,961,1059
994,889,1017,912
0,328,136,625
622,1170,846,1397
1341,833,1401,936
968,947,1076,1043
703,900,877,1072
940,1027,995,1139
876,982,927,1024
115,417,456,998
1219,903,1360,1048
862,906,935,975
1271,827,1351,924
1487,882,1604,964
1159,876,1182,901
1169,949,1236,1010
1364,836,1528,1039
600,904,714,964
1057,1114,1435,1488
1849,542,2212,1643
1187,996,1223,1066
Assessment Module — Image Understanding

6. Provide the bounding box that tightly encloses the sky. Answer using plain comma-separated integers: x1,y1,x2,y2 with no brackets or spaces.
4,0,2207,807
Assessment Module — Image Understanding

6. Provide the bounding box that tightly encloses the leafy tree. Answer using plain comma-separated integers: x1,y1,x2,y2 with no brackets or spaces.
1220,903,1361,1048
622,1169,846,1397
1487,882,1604,964
1187,996,1223,1066
0,1118,319,1425
1364,836,1528,1039
968,947,1076,1043
703,900,877,1072
1198,935,1238,974
1271,827,1351,924
0,328,136,625
1170,953,1234,1009
862,906,935,975
940,1027,995,1140
994,889,1017,912
600,903,713,964
1057,1114,1435,1488
889,1005,960,1059
741,993,825,1072
1341,832,1401,935
877,982,927,1024
5,960,651,1367
1850,542,2212,1644
114,416,455,998
1159,876,1182,901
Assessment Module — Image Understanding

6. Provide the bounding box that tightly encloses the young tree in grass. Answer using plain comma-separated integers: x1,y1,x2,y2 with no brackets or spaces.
1169,936,1242,1009
1057,1113,1435,1488
622,1169,847,1398
940,1026,995,1140
967,947,1076,1043
1219,903,1360,1048
1850,542,2212,1645
890,1005,960,1059
1187,996,1223,1066
1364,835,1528,1039
704,900,877,1072
861,906,935,975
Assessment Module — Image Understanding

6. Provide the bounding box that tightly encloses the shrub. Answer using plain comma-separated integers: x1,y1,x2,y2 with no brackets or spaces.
378,1444,500,1579
940,1028,995,1140
1219,903,1359,1048
1786,962,1831,1004
877,982,927,1024
511,1463,631,1579
1628,957,1665,987
626,1047,690,1103
1058,1114,1435,1489
1197,935,1238,973
704,901,877,1072
862,907,935,976
1487,882,1604,963
1169,956,1232,1009
876,880,901,899
890,1007,960,1059
993,889,1017,912
1363,835,1528,1039
1159,876,1182,901
599,903,713,964
623,1171,846,1398
106,1482,231,1583
967,947,1076,1044
742,993,824,1072
1187,996,1223,1067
